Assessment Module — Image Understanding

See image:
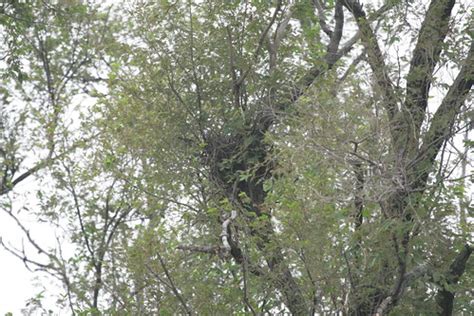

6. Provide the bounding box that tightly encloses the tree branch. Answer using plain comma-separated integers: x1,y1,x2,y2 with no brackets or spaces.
375,263,430,315
237,0,282,87
414,41,474,187
404,0,456,135
325,0,344,65
268,3,293,71
435,244,472,316
337,1,398,60
342,0,398,122
148,252,192,316
177,244,223,254
221,210,238,252
312,0,334,37
0,134,97,196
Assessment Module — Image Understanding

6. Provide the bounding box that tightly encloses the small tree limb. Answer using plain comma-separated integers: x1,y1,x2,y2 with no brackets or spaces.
221,210,238,252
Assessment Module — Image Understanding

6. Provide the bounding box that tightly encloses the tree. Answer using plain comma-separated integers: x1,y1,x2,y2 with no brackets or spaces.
1,0,472,314
0,0,108,196
0,1,113,313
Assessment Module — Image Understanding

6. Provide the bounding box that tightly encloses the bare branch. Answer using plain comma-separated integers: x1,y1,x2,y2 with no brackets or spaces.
221,210,238,252
177,244,223,254
338,49,366,82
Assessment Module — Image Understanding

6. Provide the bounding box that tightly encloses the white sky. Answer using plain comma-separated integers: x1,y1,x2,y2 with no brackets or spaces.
0,174,63,314
0,225,36,314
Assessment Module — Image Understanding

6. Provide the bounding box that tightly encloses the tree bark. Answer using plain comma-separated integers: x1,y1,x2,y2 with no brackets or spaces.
435,245,472,316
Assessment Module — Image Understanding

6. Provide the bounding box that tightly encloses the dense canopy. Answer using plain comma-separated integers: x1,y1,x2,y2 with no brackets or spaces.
0,0,472,314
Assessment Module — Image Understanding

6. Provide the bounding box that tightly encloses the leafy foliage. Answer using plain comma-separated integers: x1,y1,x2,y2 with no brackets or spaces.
0,0,472,315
